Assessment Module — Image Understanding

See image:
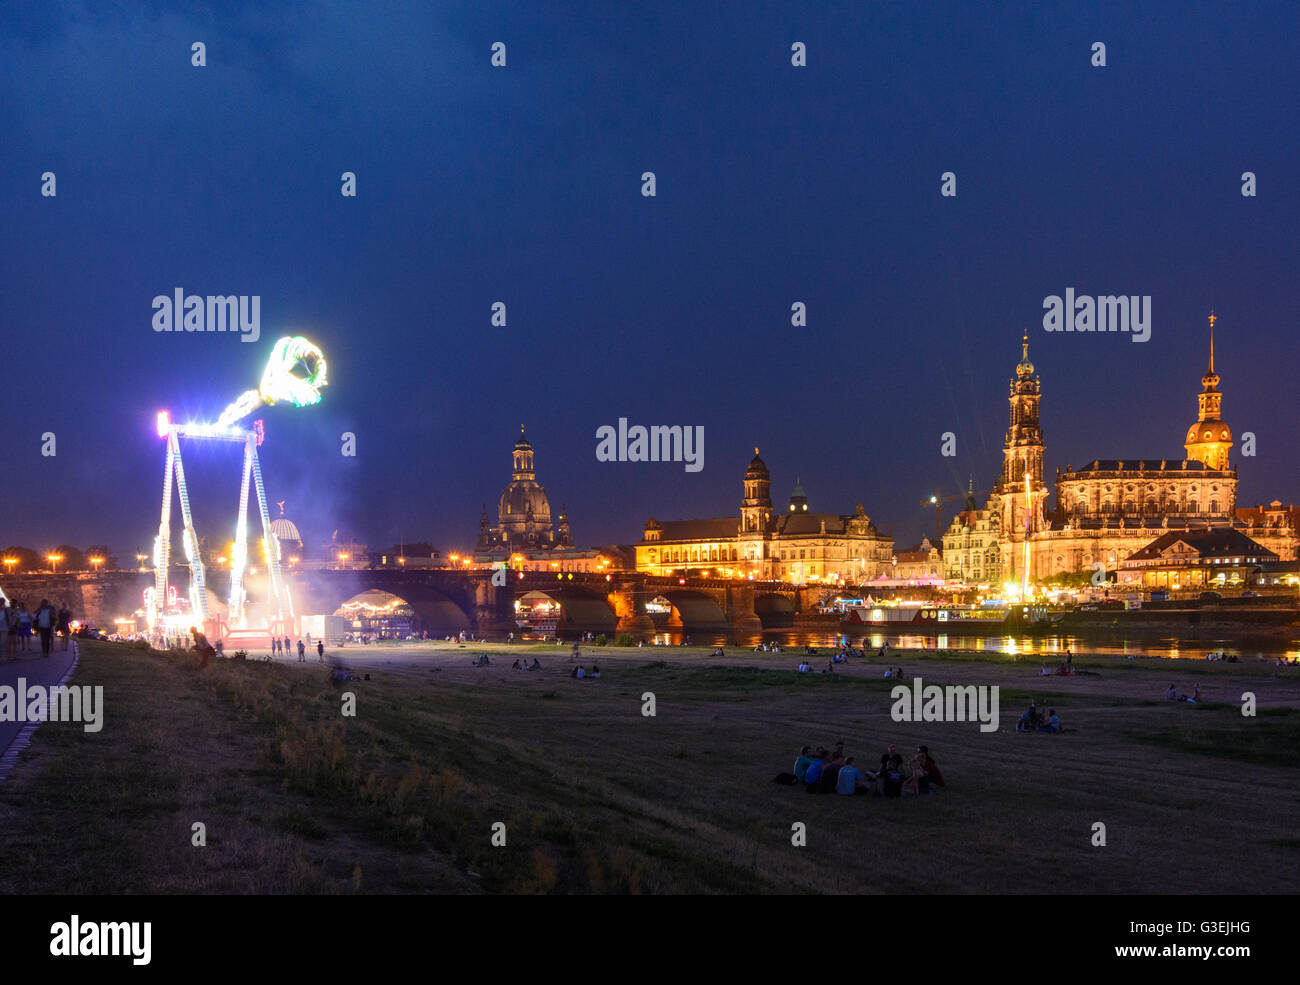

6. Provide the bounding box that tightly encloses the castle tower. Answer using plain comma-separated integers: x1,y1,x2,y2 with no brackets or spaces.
740,448,772,534
993,334,1047,582
1184,312,1233,470
788,477,809,512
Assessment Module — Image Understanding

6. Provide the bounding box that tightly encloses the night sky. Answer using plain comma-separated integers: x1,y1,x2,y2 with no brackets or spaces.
2,1,1297,562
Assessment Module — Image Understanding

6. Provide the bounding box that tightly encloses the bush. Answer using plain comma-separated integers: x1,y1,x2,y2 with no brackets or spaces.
615,633,633,647
593,634,607,646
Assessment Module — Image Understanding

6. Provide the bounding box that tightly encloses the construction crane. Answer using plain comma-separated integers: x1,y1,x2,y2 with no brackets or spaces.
921,481,993,543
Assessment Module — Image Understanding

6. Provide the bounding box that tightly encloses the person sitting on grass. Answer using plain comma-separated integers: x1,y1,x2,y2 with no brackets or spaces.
818,753,845,794
588,664,600,678
530,658,541,670
803,749,827,793
793,745,815,783
1165,683,1177,700
570,665,585,679
511,659,521,670
903,745,944,794
836,756,870,795
1036,708,1061,733
880,755,904,798
798,661,811,672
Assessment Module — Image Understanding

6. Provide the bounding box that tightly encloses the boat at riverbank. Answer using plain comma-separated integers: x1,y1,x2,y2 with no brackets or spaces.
841,602,1062,635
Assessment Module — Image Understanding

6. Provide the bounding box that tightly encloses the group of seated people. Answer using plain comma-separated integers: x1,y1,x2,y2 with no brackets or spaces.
1205,651,1238,662
880,667,905,679
753,642,785,653
776,742,944,797
1037,663,1075,676
1166,683,1201,702
510,658,542,671
1016,703,1062,732
569,664,600,679
472,654,491,667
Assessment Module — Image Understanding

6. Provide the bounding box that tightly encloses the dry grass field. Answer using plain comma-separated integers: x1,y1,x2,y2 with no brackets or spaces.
1,639,1297,894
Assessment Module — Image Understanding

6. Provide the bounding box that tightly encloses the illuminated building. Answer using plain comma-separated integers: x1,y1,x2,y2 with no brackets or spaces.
636,450,894,583
1117,528,1277,590
892,537,944,584
472,428,611,572
944,315,1298,584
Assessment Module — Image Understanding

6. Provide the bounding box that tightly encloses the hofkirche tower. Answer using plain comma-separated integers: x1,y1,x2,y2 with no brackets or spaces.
988,333,1048,579
1184,312,1233,470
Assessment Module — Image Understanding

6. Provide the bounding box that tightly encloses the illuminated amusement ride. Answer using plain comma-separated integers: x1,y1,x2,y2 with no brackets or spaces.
146,336,327,643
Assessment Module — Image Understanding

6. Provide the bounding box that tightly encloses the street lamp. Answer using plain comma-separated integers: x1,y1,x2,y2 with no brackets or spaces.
337,552,350,568
89,556,104,572
47,553,63,573
136,553,147,571
3,558,16,575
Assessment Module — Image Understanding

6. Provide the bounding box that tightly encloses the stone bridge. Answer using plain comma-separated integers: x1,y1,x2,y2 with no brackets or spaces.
1,568,846,639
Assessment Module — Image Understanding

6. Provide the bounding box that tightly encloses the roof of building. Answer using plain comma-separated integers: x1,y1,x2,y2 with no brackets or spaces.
644,510,883,543
1236,502,1299,526
1066,459,1228,473
1123,527,1277,564
649,517,741,542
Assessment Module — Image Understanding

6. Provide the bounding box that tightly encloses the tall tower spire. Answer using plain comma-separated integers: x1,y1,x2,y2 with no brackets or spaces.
1184,311,1232,470
1208,309,1216,373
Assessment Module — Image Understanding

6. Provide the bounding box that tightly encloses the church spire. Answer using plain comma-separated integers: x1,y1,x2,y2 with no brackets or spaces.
1208,310,1216,374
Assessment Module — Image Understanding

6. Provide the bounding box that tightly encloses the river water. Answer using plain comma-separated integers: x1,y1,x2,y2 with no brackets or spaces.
641,629,1300,662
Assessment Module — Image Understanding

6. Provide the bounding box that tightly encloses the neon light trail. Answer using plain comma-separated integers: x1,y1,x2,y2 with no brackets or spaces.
146,336,328,640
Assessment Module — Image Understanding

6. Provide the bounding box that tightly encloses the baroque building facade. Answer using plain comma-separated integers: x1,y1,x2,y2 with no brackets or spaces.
637,450,894,583
943,316,1298,584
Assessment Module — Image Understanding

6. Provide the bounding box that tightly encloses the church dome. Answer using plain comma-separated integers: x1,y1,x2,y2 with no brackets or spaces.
269,502,302,546
270,518,301,543
499,481,551,522
745,447,770,480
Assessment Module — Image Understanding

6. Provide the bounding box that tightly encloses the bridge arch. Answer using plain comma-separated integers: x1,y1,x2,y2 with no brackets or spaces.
754,592,795,628
516,586,617,637
654,590,728,632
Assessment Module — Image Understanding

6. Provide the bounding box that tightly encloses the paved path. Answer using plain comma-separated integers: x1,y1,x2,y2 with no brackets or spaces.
0,640,79,780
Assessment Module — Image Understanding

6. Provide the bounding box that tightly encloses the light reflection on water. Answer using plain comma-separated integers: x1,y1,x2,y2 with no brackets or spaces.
644,630,1299,663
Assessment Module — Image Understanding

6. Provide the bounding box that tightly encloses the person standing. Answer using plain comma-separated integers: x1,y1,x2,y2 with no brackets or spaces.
297,639,305,662
0,599,10,659
17,602,33,652
56,603,71,650
317,640,325,661
34,599,56,658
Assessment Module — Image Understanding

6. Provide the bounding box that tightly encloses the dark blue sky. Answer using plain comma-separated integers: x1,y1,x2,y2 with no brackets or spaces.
2,0,1297,560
